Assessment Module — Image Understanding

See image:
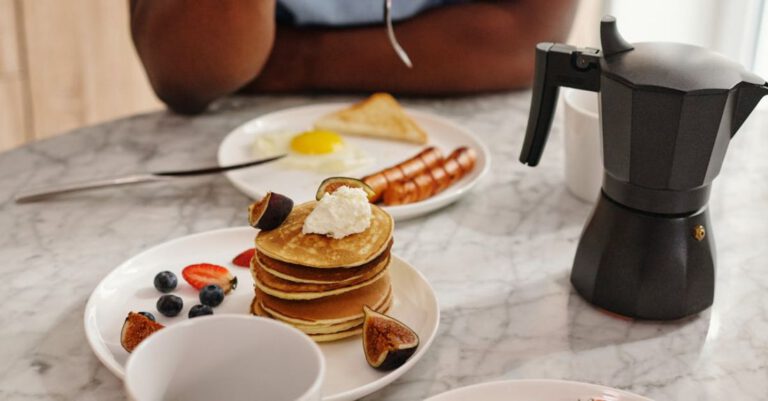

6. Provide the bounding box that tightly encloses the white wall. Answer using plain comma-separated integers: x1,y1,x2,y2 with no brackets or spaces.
607,0,763,68
567,0,605,48
752,3,768,76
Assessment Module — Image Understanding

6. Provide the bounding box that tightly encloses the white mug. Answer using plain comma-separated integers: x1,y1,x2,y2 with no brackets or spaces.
563,88,603,203
125,315,325,401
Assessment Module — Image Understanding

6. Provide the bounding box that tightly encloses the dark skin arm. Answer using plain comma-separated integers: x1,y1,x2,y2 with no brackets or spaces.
130,0,577,114
129,0,275,114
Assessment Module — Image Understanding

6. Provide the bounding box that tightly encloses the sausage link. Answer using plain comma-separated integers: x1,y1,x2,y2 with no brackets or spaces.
362,147,443,201
413,172,437,201
383,180,419,205
382,166,405,184
362,173,388,203
381,146,478,206
449,147,476,173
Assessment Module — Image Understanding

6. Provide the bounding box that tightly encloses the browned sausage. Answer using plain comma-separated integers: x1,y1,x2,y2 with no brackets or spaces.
382,166,405,184
362,147,443,202
429,164,450,193
381,146,477,206
383,180,419,205
442,158,462,183
399,156,427,178
449,147,476,173
413,172,437,201
418,147,443,169
363,173,388,202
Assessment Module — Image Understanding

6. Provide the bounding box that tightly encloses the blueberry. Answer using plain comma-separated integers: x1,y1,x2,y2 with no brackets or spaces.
154,271,178,293
199,284,225,307
156,294,183,317
138,311,156,321
188,304,214,318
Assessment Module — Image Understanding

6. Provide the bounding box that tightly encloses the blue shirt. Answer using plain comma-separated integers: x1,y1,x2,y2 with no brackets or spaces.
276,0,462,26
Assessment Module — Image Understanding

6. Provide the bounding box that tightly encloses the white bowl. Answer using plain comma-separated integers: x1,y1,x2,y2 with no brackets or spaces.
124,315,325,401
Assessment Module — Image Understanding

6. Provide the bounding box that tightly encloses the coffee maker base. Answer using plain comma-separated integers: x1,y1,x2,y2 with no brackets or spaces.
571,193,715,320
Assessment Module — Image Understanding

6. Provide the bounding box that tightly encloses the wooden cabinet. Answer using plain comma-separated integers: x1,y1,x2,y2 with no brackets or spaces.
0,0,28,150
0,0,161,151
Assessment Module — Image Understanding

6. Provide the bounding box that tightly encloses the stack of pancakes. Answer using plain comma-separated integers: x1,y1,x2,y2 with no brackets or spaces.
251,201,394,342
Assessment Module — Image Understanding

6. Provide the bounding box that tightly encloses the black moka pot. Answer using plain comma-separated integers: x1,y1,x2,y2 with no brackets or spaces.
520,16,768,320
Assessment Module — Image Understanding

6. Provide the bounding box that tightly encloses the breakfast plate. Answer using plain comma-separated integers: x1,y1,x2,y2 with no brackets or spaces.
84,227,439,401
425,379,653,401
218,103,490,221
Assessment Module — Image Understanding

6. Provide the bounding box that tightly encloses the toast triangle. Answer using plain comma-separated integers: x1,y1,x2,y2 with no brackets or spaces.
314,93,428,144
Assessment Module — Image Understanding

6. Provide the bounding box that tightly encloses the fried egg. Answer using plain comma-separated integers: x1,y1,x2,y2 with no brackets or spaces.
252,129,373,173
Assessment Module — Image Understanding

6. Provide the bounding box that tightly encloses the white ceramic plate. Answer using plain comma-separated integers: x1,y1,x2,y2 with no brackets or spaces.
425,379,653,401
217,103,490,221
84,227,439,401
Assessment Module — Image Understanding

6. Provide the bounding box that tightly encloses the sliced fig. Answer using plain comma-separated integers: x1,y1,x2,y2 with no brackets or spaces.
362,306,419,371
121,312,164,353
248,192,293,230
316,177,376,202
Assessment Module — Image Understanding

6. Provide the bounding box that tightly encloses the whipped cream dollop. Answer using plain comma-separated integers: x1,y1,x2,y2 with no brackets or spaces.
302,186,372,239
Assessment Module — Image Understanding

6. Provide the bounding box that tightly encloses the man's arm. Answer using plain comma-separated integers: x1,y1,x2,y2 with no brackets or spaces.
248,0,578,94
130,1,577,114
129,0,276,114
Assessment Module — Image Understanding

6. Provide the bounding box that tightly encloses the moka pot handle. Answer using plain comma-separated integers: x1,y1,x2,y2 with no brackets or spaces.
519,43,601,166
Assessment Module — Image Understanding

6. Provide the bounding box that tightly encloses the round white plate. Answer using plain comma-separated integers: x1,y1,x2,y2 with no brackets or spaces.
425,379,653,401
217,103,490,221
84,227,439,401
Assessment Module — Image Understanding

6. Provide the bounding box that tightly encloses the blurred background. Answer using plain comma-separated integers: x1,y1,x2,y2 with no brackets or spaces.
0,0,766,152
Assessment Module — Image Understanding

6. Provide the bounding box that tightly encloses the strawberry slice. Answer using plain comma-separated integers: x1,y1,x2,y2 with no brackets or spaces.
232,248,255,268
182,263,238,293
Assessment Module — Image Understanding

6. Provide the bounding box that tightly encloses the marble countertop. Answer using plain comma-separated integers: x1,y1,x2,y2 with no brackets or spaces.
1,93,767,400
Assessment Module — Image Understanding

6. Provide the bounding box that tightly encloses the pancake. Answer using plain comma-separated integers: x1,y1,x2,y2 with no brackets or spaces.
252,292,393,342
251,299,362,333
257,240,393,284
254,272,391,324
255,201,393,268
256,286,392,327
254,268,388,300
310,328,362,342
251,292,392,335
296,317,365,335
309,300,391,342
252,300,362,342
252,254,390,298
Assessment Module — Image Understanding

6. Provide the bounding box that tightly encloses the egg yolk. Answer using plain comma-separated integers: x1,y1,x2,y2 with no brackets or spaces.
289,130,344,155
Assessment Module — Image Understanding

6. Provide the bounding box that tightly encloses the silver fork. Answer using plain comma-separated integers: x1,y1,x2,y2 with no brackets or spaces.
384,0,413,68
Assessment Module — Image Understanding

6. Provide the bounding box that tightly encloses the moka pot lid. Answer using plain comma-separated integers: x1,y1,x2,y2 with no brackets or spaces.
602,42,765,93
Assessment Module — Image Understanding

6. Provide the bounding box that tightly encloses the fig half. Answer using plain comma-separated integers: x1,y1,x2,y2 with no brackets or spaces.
248,192,293,230
362,306,419,371
316,177,376,202
121,312,164,353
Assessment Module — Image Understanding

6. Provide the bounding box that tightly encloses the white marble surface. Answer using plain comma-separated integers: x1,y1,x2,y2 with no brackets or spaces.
1,93,767,400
